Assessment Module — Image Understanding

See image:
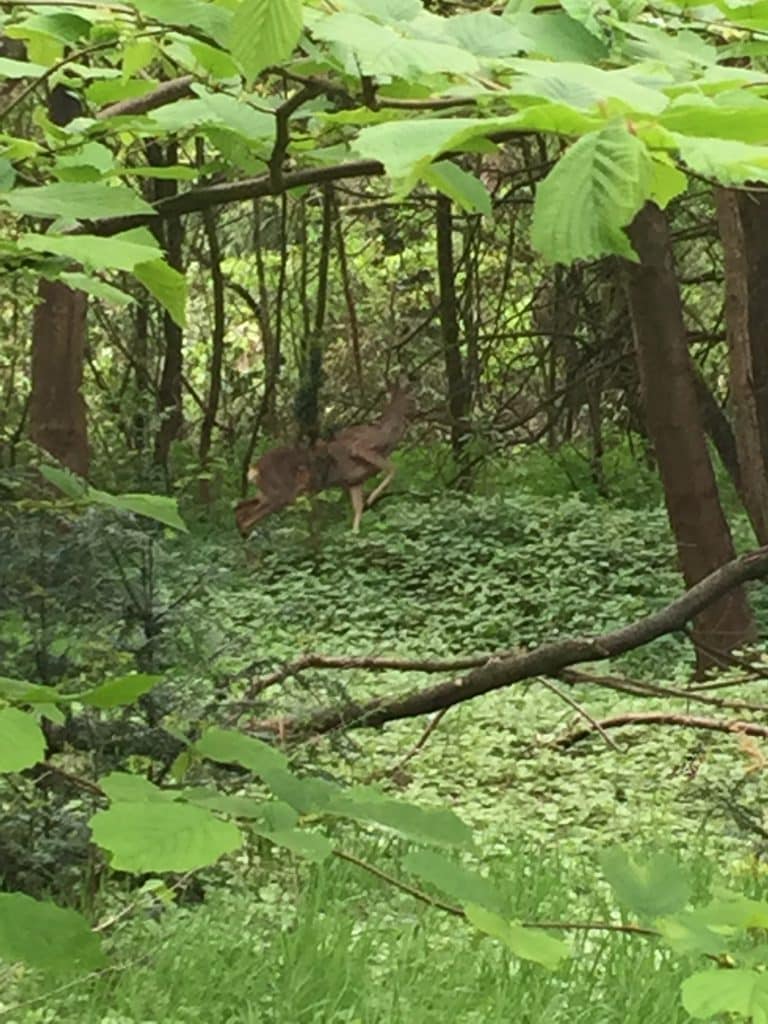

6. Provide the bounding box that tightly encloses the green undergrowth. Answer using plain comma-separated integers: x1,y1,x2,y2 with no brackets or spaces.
3,485,768,1022
2,844,708,1024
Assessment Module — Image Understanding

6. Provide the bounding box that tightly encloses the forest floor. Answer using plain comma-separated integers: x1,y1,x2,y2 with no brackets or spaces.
2,484,766,1023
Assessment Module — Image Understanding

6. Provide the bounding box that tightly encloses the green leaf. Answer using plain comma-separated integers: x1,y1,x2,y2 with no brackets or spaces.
122,38,158,76
182,788,298,828
129,0,233,47
0,707,46,772
20,232,162,272
423,161,492,215
656,910,732,957
99,771,176,803
195,726,289,775
465,904,570,969
90,802,242,872
133,259,187,328
330,785,474,847
3,182,153,219
91,489,189,531
675,135,768,186
38,463,87,498
682,969,768,1022
255,828,333,862
515,12,608,62
230,0,303,82
661,99,768,143
531,122,653,263
60,272,134,306
402,849,504,912
649,157,687,209
191,86,275,140
0,56,47,78
258,767,340,813
509,59,668,115
599,847,691,918
0,893,105,974
312,12,479,78
441,11,529,58
81,673,163,709
38,465,188,531
0,676,59,704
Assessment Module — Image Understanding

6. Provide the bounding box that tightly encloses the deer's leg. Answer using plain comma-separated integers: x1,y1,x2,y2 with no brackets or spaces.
349,484,365,533
365,459,395,507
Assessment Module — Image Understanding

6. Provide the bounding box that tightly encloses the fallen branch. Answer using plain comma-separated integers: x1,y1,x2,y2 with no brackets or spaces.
243,545,768,738
550,712,768,750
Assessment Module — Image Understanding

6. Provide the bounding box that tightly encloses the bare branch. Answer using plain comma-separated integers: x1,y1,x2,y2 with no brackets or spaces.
242,545,768,738
550,712,768,750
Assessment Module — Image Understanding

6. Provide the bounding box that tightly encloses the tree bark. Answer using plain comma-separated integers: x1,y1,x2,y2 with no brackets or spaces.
715,188,768,543
435,194,472,485
624,202,754,669
28,85,89,476
151,143,184,475
29,280,89,476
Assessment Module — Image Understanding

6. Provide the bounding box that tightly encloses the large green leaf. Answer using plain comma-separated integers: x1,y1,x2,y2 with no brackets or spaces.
182,788,298,828
682,969,768,1023
254,828,333,862
674,135,768,185
38,465,188,531
0,56,47,78
465,904,570,969
439,11,529,59
129,0,233,46
60,272,134,307
531,122,653,263
92,490,189,531
329,785,474,847
3,182,153,219
515,12,608,62
81,673,163,709
99,771,176,803
195,726,289,774
20,232,162,271
133,259,187,328
0,893,104,974
90,802,242,872
661,99,768,142
230,0,303,82
422,161,492,215
191,87,275,140
509,59,668,115
0,707,46,772
0,676,59,704
599,847,691,919
402,849,504,912
310,11,479,78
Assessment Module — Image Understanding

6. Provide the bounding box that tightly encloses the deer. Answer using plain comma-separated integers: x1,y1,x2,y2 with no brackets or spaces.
235,380,415,537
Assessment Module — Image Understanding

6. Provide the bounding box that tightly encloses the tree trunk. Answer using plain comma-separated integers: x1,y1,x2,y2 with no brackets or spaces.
715,188,768,543
624,202,754,670
28,85,89,476
29,280,89,476
435,194,472,485
692,368,742,499
152,144,184,475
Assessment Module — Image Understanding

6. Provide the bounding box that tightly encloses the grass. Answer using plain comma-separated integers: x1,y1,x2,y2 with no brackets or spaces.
2,846,699,1024
2,476,767,1023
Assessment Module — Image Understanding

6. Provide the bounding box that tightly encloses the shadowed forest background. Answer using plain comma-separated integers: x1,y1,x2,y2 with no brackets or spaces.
6,1,768,1021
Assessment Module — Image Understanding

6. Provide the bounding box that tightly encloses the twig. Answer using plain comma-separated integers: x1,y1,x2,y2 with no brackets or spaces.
550,712,768,751
378,706,450,778
537,677,621,752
